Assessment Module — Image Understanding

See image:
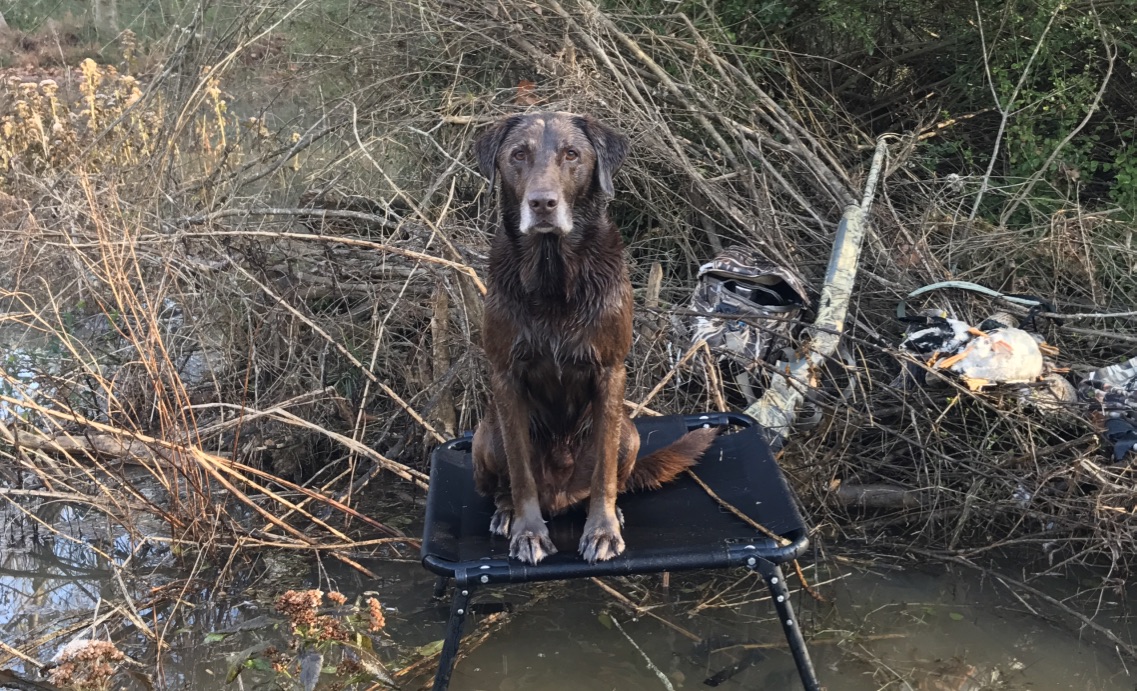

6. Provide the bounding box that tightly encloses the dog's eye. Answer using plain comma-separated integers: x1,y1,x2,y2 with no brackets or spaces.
512,150,527,162
564,149,579,161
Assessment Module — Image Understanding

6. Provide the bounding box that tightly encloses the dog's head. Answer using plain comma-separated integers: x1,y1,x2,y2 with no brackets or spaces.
475,112,629,236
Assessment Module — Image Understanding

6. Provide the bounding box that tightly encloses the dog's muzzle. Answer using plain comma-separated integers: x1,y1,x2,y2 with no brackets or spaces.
521,190,572,235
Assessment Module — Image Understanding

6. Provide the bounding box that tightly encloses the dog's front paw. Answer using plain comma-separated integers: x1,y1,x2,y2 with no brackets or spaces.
489,507,513,537
579,514,625,563
509,526,557,564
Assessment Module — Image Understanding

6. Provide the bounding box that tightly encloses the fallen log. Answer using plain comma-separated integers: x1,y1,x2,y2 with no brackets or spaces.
832,483,925,510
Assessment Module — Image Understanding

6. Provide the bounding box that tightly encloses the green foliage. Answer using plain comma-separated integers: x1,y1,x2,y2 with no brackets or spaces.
622,0,1136,223
1,0,191,39
1110,142,1137,213
981,2,1118,199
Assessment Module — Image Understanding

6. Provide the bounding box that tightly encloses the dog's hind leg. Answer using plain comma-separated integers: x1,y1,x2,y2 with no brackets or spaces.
611,416,639,530
473,413,515,538
615,415,641,490
489,491,514,537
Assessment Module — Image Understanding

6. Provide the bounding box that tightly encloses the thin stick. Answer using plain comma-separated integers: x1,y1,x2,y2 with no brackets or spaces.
431,283,457,438
189,387,336,438
968,1,1063,221
1041,309,1137,321
0,640,44,670
793,559,830,604
166,227,486,294
642,261,664,339
712,633,905,653
590,578,702,643
631,340,705,418
685,469,789,546
610,615,676,691
625,400,663,416
700,345,728,412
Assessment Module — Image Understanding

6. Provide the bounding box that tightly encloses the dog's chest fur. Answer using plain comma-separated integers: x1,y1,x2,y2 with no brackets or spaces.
504,240,622,425
486,232,631,495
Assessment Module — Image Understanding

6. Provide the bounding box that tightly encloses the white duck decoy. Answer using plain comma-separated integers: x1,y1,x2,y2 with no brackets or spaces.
899,309,983,361
933,316,1045,391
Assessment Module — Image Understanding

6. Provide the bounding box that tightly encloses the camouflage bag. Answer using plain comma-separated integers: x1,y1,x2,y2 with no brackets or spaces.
1080,356,1137,461
688,246,809,368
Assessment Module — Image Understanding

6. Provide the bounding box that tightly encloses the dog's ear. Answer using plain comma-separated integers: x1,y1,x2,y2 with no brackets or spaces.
578,116,629,197
474,116,521,192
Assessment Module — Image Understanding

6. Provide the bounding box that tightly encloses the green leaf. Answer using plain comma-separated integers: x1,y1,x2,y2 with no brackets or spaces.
413,639,445,659
245,658,274,672
949,612,965,621
598,611,614,629
204,632,229,644
224,641,273,684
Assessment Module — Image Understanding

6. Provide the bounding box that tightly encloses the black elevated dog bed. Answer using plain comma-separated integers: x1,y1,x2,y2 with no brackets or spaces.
420,412,820,690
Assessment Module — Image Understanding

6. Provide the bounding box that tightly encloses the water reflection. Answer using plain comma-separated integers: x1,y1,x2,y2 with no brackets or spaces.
1,505,118,628
2,505,1133,691
413,560,1134,691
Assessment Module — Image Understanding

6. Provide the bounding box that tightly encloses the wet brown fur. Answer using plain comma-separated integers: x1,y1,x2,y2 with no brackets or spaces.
470,112,717,564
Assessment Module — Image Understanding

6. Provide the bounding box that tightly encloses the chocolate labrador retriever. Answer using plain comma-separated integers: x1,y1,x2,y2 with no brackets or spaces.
471,112,717,565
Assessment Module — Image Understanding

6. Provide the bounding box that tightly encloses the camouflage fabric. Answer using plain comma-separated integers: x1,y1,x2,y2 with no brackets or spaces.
688,246,809,367
1080,356,1137,461
1080,356,1137,417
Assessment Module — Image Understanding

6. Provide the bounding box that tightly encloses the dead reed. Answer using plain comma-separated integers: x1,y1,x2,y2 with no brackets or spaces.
0,1,1136,676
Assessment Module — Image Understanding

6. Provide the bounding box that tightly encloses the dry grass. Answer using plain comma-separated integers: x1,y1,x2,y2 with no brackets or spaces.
0,19,431,671
377,0,1137,576
1,0,1137,674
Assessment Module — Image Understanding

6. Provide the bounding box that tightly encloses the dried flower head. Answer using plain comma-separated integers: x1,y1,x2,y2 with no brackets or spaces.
312,614,350,643
367,598,386,632
48,639,125,690
274,589,323,630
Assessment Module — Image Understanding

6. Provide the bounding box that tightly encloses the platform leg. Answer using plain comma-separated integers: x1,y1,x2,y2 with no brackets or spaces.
433,575,450,599
432,584,473,691
753,559,821,691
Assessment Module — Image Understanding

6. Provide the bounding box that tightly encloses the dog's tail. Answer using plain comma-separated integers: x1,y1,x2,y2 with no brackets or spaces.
626,427,719,491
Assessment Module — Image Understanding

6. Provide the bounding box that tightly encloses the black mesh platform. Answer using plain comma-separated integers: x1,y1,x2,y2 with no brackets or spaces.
420,412,808,584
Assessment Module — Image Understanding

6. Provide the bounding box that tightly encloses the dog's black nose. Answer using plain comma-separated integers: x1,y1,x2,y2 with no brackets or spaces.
527,192,558,211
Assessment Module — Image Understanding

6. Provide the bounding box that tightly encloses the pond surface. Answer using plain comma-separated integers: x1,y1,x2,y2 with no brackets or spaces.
464,568,1132,690
317,549,1134,691
1,504,1134,691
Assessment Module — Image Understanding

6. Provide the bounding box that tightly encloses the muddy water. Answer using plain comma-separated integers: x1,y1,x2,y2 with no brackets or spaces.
1,507,1134,691
319,551,1134,691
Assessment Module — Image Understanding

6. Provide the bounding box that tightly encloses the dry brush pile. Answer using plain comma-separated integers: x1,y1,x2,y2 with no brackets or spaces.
407,0,1137,576
0,0,1135,592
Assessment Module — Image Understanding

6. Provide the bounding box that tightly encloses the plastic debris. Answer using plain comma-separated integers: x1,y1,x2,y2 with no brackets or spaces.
899,309,977,361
